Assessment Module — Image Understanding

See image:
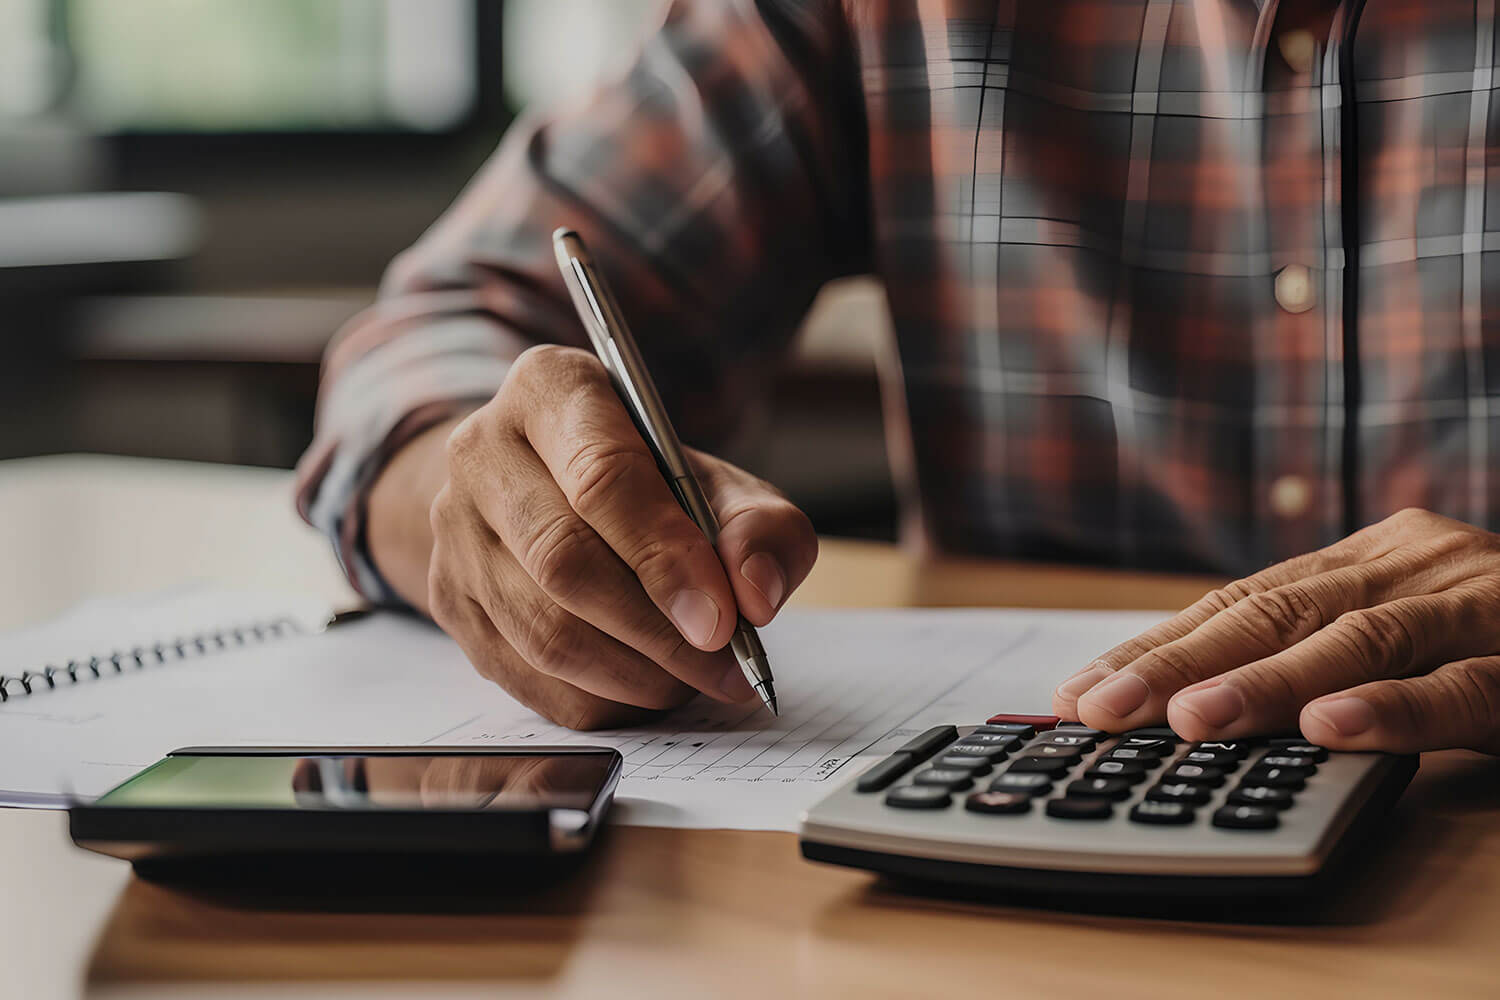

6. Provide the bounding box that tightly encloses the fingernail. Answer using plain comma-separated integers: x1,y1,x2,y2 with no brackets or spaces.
669,589,720,647
1083,672,1150,719
1055,664,1112,701
718,660,754,701
740,552,786,610
1174,684,1245,729
1307,697,1375,738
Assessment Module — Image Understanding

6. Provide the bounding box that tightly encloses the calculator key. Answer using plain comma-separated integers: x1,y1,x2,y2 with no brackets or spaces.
1242,766,1307,790
956,733,1022,749
1130,801,1196,825
990,772,1053,795
1046,797,1113,820
974,723,1037,738
1146,782,1213,805
1228,786,1295,809
965,791,1033,815
1065,777,1133,801
1191,741,1252,759
1164,763,1225,787
884,786,953,809
1267,740,1329,762
1181,750,1239,769
1100,748,1164,768
1005,756,1074,777
1257,754,1318,772
943,743,1010,763
1053,724,1105,737
855,753,914,792
1213,804,1280,830
933,754,993,774
896,726,959,760
1115,737,1173,755
913,768,974,790
1018,744,1085,761
1124,727,1182,742
1084,760,1147,783
986,713,1060,730
1033,732,1097,750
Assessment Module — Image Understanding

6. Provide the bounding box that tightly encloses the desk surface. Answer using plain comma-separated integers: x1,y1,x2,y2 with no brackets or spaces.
1,455,1496,1000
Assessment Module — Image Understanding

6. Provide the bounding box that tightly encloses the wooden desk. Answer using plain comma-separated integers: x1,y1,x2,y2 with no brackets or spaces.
1,455,1496,1000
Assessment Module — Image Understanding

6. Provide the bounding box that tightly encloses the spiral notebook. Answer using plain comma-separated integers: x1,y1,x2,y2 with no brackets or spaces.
0,586,1163,827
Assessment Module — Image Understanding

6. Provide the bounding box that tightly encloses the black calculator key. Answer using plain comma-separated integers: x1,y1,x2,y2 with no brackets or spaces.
896,726,959,760
975,723,1037,738
1018,744,1085,761
1124,727,1181,742
1242,766,1308,790
1005,756,1074,777
933,754,993,774
1164,763,1225,787
855,753,914,792
965,790,1033,815
1101,748,1164,767
1267,740,1329,762
1115,737,1173,754
1228,786,1295,809
1191,741,1252,758
1065,777,1133,801
1084,760,1147,783
1257,754,1318,772
1146,782,1213,805
913,768,974,790
1213,804,1280,830
884,786,953,809
1181,750,1239,769
943,743,1010,763
1053,724,1104,737
1046,797,1113,820
1033,732,1097,750
958,732,1022,748
1130,801,1196,825
990,772,1053,795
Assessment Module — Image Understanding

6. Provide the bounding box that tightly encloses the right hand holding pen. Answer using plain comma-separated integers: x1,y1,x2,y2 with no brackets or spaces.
427,345,818,730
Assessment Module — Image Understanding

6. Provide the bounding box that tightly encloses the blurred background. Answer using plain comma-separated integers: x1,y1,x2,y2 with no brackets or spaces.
0,0,899,540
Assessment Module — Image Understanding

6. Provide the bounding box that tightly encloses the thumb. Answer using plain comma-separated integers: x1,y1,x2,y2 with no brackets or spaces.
1300,656,1500,754
690,450,818,627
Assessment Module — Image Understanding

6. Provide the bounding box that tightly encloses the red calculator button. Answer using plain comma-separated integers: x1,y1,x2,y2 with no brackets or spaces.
985,713,1060,730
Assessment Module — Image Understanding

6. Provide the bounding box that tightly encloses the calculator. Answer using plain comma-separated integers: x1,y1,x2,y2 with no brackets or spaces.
799,714,1417,897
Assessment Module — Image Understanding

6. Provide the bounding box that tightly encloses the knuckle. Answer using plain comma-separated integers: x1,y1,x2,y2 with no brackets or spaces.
1329,605,1419,674
567,442,655,520
427,567,459,625
518,604,588,679
523,514,600,604
1233,587,1325,648
1446,659,1500,728
1135,642,1210,691
1198,583,1253,617
511,343,581,384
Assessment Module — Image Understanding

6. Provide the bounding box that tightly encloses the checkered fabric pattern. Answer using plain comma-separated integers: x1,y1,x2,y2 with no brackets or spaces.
296,0,1500,601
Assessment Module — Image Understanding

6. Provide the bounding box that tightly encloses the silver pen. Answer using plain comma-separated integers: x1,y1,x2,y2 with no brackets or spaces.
552,228,779,716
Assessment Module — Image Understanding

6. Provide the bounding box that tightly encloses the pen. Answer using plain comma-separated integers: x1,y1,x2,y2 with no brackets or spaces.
552,228,779,716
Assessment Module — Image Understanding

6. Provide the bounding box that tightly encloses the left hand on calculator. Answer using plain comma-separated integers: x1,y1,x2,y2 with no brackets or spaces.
1052,508,1500,755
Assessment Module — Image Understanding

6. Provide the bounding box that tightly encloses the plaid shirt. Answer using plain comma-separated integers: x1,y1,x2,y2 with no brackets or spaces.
297,0,1500,599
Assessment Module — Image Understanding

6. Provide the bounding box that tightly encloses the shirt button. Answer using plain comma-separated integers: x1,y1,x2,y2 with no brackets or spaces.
1269,476,1311,518
1277,29,1317,75
1274,264,1315,313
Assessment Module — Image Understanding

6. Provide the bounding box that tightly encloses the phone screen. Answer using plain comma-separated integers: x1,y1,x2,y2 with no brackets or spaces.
94,752,617,812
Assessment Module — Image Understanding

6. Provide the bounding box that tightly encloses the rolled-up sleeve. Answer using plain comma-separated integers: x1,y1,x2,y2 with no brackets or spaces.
294,0,870,602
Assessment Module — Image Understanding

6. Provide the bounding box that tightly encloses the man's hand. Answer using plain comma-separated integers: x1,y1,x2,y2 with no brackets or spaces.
1052,508,1500,754
422,345,817,730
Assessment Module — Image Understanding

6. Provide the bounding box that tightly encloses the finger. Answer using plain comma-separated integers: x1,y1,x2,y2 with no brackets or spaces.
450,429,753,702
1300,656,1500,754
471,540,737,708
509,345,740,652
1166,590,1492,740
691,450,818,627
428,541,662,730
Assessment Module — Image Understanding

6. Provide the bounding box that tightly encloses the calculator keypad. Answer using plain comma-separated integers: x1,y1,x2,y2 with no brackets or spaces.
867,719,1336,832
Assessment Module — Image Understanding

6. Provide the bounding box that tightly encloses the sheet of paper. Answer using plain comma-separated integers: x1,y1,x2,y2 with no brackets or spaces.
0,595,1165,829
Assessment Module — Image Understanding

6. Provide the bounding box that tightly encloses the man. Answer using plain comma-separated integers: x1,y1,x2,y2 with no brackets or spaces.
297,0,1500,755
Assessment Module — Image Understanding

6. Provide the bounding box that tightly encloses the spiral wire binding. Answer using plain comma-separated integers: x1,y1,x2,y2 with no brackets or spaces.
0,616,306,703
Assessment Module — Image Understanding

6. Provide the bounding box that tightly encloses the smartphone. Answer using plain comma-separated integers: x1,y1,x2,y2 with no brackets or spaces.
69,746,623,876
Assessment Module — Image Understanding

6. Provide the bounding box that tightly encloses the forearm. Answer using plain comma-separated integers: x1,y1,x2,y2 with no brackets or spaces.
366,413,470,615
